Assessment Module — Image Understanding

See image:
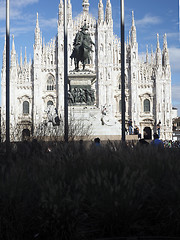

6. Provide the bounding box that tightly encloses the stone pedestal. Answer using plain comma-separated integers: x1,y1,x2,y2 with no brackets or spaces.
66,71,121,140
68,105,121,139
68,71,96,105
69,70,96,88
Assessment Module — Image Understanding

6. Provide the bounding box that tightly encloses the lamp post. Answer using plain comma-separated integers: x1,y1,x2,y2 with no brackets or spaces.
121,0,125,141
64,0,68,142
6,0,10,151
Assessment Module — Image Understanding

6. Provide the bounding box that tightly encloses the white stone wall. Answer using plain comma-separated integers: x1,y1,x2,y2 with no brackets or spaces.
0,0,173,141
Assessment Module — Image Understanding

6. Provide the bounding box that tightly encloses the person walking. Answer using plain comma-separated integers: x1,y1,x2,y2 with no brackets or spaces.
151,133,164,147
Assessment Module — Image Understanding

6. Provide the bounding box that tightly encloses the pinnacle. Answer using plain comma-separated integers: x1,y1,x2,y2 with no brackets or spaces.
82,0,90,12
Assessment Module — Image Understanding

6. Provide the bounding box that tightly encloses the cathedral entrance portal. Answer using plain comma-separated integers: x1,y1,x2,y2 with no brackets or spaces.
143,127,152,140
22,129,30,141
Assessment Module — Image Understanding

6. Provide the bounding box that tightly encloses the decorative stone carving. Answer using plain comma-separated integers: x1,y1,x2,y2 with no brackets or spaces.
45,105,61,126
68,88,95,105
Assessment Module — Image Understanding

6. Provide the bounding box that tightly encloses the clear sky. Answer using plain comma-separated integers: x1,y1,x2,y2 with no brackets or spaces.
0,0,180,115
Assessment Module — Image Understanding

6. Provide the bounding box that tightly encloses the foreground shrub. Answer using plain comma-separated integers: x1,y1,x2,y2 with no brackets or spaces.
0,141,180,239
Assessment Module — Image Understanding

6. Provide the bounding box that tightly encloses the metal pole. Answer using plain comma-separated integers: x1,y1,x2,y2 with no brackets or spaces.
64,0,68,142
121,0,125,141
6,0,10,150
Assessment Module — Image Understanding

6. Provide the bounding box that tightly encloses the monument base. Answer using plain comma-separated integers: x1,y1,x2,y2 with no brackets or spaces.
68,71,96,106
68,105,121,140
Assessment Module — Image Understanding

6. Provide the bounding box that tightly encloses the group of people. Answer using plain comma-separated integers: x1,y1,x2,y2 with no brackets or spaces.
93,134,170,149
163,140,180,148
127,119,141,138
127,119,163,141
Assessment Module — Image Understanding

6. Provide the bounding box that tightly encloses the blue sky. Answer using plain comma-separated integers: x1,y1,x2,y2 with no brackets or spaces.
0,0,180,114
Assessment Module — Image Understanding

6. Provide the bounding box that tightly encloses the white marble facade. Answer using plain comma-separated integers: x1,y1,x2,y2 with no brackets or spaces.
1,0,172,141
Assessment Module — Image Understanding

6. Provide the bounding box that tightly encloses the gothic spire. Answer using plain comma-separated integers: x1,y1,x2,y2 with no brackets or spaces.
20,47,23,68
98,0,104,23
16,54,19,68
131,11,137,45
35,12,41,47
24,47,27,65
82,0,89,13
163,33,168,50
105,0,112,24
29,54,32,66
36,12,39,28
2,36,6,68
11,35,16,67
11,35,16,55
67,0,72,22
129,30,131,45
156,33,160,49
156,33,162,66
58,0,63,24
132,10,135,26
146,45,148,63
151,45,154,64
162,33,169,66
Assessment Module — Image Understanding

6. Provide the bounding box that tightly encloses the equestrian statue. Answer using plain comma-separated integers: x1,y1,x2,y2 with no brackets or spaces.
70,24,95,71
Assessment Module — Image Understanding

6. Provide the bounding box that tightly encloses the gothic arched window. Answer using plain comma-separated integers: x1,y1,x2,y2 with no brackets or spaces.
23,101,29,114
47,100,53,106
47,75,55,91
144,99,150,112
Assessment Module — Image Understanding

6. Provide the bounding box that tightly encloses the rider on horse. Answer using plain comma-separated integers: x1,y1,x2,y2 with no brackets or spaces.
70,24,95,71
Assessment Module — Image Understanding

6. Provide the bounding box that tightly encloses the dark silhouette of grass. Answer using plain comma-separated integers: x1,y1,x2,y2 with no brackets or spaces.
0,141,180,239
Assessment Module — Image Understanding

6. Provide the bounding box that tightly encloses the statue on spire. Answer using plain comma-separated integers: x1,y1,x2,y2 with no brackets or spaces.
162,33,169,66
98,0,104,23
59,0,64,24
11,35,16,67
105,0,112,24
35,12,41,47
132,11,135,26
82,0,90,12
163,33,168,50
156,33,162,66
11,35,16,55
67,0,72,22
131,11,137,44
156,33,160,49
24,47,27,65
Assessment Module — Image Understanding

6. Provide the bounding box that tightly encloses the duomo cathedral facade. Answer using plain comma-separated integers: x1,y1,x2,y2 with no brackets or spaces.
1,0,173,141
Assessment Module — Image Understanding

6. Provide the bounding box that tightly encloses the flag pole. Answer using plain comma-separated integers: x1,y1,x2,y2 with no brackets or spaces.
64,0,68,142
6,0,10,151
121,0,125,141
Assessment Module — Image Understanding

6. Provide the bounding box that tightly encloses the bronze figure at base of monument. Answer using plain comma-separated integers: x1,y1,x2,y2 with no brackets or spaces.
68,71,96,106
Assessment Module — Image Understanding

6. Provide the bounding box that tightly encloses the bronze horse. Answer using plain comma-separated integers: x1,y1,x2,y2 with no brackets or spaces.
70,25,95,71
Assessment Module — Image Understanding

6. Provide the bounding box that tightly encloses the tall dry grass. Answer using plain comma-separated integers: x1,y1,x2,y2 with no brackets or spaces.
0,141,180,239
